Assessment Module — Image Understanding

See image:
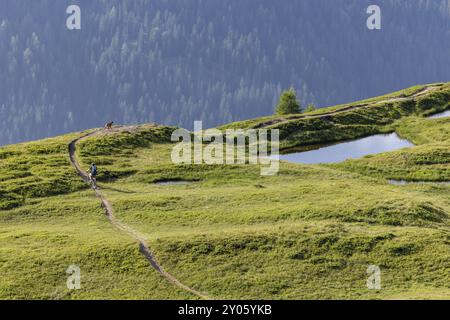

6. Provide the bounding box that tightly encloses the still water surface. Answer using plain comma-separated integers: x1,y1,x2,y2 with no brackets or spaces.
278,133,414,164
428,110,450,119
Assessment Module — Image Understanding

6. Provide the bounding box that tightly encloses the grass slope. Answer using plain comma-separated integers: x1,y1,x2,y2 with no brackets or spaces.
1,83,450,299
0,132,194,299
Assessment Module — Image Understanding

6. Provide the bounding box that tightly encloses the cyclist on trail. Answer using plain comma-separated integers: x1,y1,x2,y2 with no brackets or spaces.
88,163,98,189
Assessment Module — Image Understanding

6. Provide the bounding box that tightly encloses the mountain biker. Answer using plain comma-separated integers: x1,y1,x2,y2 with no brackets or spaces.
88,163,98,189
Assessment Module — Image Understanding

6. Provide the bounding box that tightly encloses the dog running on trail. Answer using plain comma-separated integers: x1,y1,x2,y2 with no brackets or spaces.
105,121,114,129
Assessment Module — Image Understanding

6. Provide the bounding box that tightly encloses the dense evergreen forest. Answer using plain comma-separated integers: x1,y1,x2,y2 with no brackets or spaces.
0,0,449,145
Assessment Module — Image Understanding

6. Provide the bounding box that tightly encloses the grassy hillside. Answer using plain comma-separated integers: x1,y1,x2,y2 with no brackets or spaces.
0,83,449,299
221,83,450,151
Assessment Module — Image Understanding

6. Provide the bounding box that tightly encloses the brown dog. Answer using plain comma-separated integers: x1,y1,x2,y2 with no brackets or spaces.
105,121,114,129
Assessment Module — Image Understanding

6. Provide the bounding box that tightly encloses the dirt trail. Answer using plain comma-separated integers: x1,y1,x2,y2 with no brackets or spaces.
254,85,440,128
68,130,211,300
65,85,440,299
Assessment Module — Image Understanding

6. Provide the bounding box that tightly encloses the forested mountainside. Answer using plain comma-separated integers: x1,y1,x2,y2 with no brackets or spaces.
1,0,450,145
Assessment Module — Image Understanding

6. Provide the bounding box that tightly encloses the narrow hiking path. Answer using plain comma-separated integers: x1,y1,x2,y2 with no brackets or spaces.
65,85,442,299
254,85,441,128
68,130,212,300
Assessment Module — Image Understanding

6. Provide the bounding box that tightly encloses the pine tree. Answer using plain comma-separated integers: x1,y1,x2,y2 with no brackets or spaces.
275,88,301,115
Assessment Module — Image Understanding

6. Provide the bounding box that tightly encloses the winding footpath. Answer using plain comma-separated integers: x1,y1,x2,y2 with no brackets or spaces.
68,130,211,300
66,85,442,299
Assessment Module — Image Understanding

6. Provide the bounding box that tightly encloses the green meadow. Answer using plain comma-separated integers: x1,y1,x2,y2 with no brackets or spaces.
0,83,449,299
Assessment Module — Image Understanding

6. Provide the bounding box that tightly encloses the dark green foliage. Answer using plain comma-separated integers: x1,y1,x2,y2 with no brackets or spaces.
418,90,450,116
275,88,301,115
389,243,420,256
96,169,138,182
0,190,23,210
272,85,450,150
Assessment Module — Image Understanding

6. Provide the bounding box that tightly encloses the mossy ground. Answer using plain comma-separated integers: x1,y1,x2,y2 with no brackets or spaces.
0,84,449,299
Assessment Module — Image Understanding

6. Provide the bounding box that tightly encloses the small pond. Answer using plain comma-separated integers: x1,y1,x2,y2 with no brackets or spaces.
428,110,450,119
154,180,195,186
388,180,450,186
278,133,414,164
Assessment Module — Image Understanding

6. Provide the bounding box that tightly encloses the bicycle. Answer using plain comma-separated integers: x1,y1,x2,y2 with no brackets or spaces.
88,172,97,189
